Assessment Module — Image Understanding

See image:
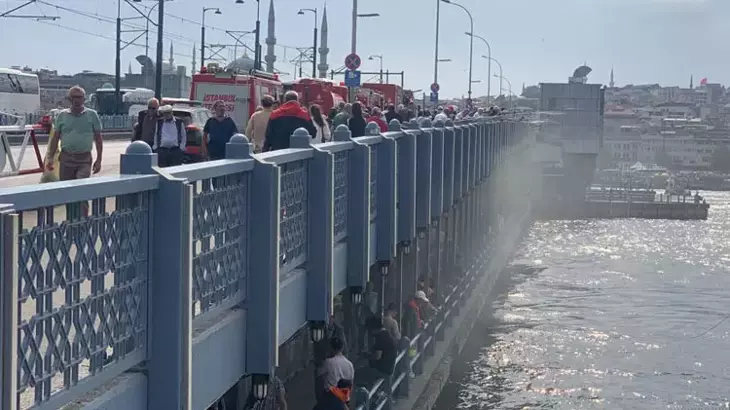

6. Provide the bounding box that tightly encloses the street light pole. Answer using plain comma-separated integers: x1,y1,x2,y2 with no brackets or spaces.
131,0,164,99
351,0,357,54
143,3,158,59
200,7,221,68
467,32,491,101
116,0,122,114
201,9,206,68
484,56,503,98
494,74,512,109
298,8,318,78
443,0,473,101
155,0,164,99
254,0,261,70
369,55,383,83
433,0,441,103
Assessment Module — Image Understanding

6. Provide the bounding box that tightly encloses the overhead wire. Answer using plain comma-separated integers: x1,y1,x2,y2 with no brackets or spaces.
34,0,198,55
9,0,305,71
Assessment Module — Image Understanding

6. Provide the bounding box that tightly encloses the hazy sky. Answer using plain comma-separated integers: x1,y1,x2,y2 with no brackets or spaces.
1,0,728,98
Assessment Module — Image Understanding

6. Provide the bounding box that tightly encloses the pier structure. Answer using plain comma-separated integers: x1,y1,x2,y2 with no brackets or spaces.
0,116,537,410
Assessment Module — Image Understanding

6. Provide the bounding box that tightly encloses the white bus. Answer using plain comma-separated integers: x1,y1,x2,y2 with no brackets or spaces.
0,68,41,116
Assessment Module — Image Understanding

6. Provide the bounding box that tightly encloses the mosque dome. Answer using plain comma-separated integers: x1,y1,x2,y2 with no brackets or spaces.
226,55,256,72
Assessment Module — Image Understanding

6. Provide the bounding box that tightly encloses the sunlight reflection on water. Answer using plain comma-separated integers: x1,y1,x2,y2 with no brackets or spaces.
453,192,730,410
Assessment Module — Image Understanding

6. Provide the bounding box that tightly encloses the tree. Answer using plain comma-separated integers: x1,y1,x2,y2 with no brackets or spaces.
710,145,730,172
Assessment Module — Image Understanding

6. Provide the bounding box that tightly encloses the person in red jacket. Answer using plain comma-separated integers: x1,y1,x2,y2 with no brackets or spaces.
366,106,388,133
263,91,317,151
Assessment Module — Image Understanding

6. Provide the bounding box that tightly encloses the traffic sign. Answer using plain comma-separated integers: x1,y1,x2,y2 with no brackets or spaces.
430,82,440,93
430,92,439,103
344,53,362,70
345,70,361,87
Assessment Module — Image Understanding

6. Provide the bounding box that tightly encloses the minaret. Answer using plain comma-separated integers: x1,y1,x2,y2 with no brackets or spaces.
689,75,693,89
128,62,133,75
192,43,197,73
169,41,174,67
317,6,329,78
265,0,277,73
609,67,615,88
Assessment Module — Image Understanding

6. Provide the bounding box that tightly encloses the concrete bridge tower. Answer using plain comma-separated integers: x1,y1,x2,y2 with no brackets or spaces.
317,7,329,78
265,0,277,73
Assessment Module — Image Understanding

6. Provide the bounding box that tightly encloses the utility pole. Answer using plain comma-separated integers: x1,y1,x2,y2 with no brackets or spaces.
433,0,440,105
116,0,122,114
155,0,164,99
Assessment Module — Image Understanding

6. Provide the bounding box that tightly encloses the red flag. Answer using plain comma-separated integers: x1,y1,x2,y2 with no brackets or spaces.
700,77,708,86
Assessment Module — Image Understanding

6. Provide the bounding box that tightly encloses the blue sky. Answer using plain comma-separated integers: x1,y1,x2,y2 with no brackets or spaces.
1,0,728,98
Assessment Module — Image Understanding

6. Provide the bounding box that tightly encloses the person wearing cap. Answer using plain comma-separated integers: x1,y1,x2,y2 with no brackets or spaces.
152,105,186,167
433,106,449,123
414,290,436,322
312,379,352,410
203,100,238,160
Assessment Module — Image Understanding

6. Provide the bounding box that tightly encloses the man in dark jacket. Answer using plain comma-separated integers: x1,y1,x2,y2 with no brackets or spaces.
263,91,316,151
132,97,159,146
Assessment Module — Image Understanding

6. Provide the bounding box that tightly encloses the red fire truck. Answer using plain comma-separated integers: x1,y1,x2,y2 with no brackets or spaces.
283,78,345,114
190,65,284,130
361,83,406,106
354,88,386,108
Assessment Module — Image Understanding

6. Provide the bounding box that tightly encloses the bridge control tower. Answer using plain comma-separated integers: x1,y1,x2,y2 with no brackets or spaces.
539,66,605,201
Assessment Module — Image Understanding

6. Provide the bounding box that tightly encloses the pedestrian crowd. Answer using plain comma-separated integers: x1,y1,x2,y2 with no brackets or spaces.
42,85,505,188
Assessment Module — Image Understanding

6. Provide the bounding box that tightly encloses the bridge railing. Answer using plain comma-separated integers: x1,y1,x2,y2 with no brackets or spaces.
0,174,157,410
0,115,529,410
351,117,530,410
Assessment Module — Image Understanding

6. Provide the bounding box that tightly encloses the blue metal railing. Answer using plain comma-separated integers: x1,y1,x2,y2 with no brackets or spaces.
0,117,529,410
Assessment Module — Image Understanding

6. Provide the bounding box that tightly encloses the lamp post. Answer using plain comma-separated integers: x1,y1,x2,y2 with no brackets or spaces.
115,0,122,114
349,0,379,101
442,0,473,101
483,55,503,100
201,7,222,68
117,0,156,110
434,0,441,102
133,0,166,99
494,74,512,109
235,0,261,70
466,32,491,101
142,2,160,59
369,54,383,83
297,8,318,78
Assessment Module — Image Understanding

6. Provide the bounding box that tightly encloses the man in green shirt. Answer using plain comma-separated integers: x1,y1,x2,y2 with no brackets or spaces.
46,85,103,180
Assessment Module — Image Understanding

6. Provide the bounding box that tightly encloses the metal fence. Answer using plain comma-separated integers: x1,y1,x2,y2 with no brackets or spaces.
0,116,529,410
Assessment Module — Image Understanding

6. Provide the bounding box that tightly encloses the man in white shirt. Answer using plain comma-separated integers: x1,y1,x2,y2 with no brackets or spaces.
153,105,186,167
319,337,354,394
433,106,449,123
